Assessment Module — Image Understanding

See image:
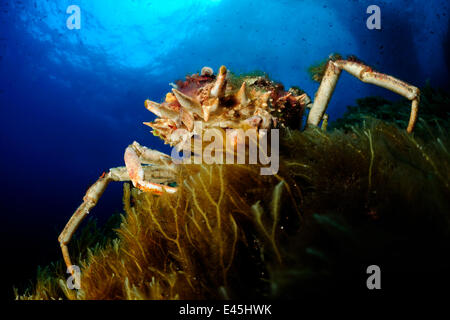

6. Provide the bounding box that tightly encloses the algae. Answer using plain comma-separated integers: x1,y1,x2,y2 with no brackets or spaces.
307,53,343,82
16,89,450,300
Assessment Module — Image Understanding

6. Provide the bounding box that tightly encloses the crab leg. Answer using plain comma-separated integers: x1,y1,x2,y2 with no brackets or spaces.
307,58,420,133
124,141,177,195
58,167,129,274
59,143,177,275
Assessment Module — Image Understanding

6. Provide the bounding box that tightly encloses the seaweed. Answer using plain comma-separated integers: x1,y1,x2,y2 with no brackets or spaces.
14,214,121,300
16,120,450,300
307,53,342,82
226,69,271,90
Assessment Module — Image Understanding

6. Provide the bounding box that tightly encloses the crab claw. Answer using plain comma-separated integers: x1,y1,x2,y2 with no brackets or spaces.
211,65,227,98
145,99,179,120
236,81,249,107
172,89,203,118
144,118,177,140
125,144,177,195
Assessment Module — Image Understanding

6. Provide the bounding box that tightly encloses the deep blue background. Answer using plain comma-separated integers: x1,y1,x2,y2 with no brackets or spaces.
0,0,448,298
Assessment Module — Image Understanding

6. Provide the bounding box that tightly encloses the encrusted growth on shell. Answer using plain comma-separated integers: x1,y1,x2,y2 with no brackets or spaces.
145,66,309,147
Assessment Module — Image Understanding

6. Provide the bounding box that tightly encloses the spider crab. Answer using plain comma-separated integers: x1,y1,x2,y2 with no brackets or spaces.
59,56,420,274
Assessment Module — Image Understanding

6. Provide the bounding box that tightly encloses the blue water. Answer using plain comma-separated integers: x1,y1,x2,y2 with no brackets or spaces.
0,0,448,296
